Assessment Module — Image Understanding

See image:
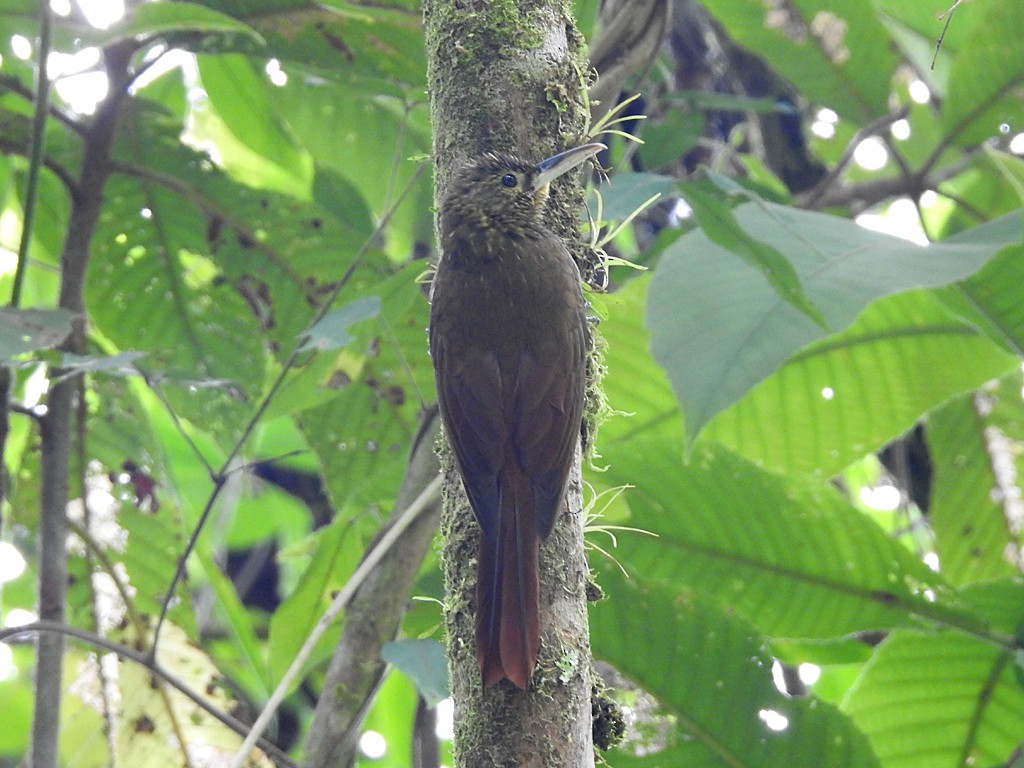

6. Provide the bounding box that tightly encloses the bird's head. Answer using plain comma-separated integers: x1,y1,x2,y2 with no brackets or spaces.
439,143,605,240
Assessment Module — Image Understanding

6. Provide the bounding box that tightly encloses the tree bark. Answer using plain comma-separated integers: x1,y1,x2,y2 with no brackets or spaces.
422,2,596,765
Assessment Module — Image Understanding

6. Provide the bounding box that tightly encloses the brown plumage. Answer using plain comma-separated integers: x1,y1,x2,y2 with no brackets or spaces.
429,144,603,688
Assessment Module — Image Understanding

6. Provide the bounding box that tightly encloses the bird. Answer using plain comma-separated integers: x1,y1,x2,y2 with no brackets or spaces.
428,143,604,689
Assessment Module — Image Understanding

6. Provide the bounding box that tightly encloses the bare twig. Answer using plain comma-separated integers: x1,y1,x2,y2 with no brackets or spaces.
932,0,963,70
801,108,910,209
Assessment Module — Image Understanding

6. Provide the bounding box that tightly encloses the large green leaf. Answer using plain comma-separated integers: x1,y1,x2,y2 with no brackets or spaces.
699,0,898,122
589,278,683,449
195,53,313,197
592,569,881,768
600,437,973,639
702,289,1018,476
88,107,382,438
843,631,1024,768
941,235,1024,356
681,182,826,327
86,2,264,46
928,374,1024,587
290,264,431,511
647,204,1019,446
268,80,433,261
942,0,1024,146
958,577,1024,638
267,511,366,685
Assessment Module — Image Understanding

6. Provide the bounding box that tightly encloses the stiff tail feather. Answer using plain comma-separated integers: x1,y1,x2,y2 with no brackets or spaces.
476,462,539,689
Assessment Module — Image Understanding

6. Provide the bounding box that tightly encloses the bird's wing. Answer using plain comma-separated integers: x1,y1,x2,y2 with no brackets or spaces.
512,306,588,539
431,321,507,542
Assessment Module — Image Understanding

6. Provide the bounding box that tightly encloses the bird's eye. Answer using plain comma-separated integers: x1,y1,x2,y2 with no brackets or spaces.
500,173,518,188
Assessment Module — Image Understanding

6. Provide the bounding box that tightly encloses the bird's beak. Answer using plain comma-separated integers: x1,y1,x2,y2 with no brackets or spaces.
533,142,606,190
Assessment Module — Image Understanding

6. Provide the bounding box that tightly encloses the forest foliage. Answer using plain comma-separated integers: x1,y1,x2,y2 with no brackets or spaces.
1,0,1023,766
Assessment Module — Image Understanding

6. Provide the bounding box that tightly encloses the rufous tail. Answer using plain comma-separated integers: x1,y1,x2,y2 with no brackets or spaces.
476,462,539,689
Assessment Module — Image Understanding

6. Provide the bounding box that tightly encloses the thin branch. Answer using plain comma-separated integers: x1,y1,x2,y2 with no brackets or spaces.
0,72,86,136
151,473,225,648
0,621,298,768
0,138,80,198
802,108,909,209
799,146,982,211
141,370,217,477
932,0,963,70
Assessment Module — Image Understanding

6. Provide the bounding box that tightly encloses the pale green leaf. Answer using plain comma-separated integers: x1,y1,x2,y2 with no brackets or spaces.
0,307,74,360
942,0,1024,146
601,438,974,639
381,639,450,707
843,631,1024,768
703,289,1018,476
299,296,381,353
648,204,1015,446
593,569,881,768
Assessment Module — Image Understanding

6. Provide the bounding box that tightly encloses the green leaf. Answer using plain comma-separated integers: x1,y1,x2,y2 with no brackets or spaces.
959,577,1024,639
588,279,683,448
600,438,974,639
703,289,1018,476
942,0,1024,146
381,639,450,707
0,307,74,360
0,674,32,756
681,183,827,328
298,296,381,352
358,668,420,768
87,2,264,46
941,229,1024,356
117,507,194,630
648,203,1016,446
195,53,313,197
928,375,1024,587
843,631,1024,768
699,0,898,122
290,265,431,511
589,172,677,222
593,569,881,768
267,79,433,261
637,108,704,171
267,513,366,685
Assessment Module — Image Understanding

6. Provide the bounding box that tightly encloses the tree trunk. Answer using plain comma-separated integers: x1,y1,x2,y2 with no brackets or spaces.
422,2,595,765
29,40,135,768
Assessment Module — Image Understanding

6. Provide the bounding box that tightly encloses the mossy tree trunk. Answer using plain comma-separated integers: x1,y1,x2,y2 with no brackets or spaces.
423,1,596,766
